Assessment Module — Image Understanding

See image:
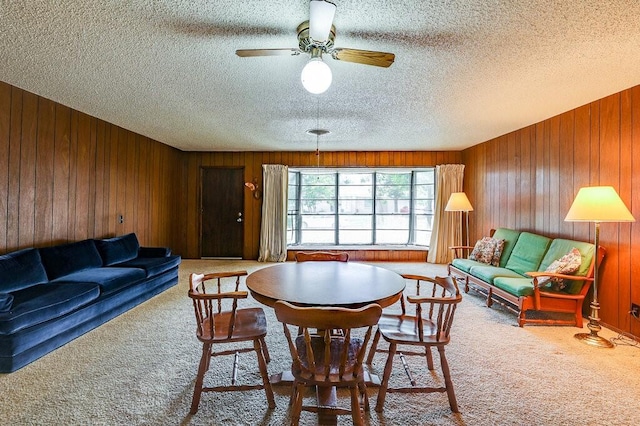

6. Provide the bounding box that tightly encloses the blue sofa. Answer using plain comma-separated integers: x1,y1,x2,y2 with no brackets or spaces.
0,233,180,373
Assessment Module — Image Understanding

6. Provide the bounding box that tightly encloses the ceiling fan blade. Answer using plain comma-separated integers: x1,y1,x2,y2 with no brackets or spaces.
236,48,301,57
309,0,336,42
332,48,395,68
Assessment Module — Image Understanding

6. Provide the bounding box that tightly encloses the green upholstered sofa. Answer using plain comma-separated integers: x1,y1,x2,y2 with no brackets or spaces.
447,228,605,327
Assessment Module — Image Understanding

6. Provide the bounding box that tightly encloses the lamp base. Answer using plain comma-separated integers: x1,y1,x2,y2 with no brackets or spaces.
574,332,614,348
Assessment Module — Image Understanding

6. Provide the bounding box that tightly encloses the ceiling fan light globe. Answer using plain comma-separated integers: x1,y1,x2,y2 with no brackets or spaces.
301,59,332,94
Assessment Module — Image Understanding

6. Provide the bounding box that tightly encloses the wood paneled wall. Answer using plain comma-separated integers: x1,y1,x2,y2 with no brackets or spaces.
179,151,462,260
6,77,637,338
0,82,183,254
0,80,459,262
463,85,640,337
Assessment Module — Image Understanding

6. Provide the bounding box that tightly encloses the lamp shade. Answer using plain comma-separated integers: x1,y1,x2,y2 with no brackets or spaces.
445,192,474,212
309,0,336,42
565,186,635,222
301,58,332,94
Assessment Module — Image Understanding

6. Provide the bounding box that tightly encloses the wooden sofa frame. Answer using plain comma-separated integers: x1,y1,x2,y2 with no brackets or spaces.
448,231,605,327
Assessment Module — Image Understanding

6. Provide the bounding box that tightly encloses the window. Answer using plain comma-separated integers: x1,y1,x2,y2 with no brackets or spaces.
287,168,435,247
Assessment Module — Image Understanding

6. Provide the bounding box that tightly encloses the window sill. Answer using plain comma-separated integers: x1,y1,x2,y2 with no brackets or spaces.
287,245,428,251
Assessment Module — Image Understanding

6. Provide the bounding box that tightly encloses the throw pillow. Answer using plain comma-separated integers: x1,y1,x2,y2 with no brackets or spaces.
469,237,498,264
94,233,140,266
491,239,506,267
537,247,582,289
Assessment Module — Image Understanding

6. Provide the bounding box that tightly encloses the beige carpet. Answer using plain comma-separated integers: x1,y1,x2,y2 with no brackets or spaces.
1,260,639,426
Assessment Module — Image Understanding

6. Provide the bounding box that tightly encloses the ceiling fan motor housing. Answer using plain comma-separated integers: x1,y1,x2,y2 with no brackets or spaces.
297,21,335,53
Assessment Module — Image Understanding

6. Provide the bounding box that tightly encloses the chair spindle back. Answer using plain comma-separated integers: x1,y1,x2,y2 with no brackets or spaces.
275,301,381,381
189,271,248,341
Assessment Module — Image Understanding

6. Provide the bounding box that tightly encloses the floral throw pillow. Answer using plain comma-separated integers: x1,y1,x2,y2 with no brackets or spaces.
538,247,582,289
468,237,498,264
491,239,505,267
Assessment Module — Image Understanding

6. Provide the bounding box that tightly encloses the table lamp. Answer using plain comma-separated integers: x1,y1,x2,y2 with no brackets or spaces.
445,192,474,247
564,186,635,348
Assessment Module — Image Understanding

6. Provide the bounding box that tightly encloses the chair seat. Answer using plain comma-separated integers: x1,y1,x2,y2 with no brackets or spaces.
198,307,268,342
377,314,450,345
294,335,364,384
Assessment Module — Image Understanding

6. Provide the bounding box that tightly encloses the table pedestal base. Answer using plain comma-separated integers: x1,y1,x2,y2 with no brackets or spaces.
269,367,381,425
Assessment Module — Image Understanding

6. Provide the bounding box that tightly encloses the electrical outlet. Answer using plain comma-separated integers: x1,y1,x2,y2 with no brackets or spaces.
631,303,640,317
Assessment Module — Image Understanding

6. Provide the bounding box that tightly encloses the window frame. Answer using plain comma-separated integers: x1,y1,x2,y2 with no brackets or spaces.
287,167,435,248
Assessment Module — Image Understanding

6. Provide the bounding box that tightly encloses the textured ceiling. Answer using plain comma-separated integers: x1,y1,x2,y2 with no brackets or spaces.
2,1,640,152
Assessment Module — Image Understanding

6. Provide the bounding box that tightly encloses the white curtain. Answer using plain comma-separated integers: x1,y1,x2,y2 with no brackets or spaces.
427,164,465,264
258,164,288,262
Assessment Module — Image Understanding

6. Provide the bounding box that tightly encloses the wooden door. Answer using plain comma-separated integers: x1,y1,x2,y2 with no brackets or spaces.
201,167,244,258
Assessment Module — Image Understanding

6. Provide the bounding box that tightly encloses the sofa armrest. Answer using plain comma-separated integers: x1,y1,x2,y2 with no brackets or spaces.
138,246,172,257
526,271,592,287
526,271,593,308
449,245,474,259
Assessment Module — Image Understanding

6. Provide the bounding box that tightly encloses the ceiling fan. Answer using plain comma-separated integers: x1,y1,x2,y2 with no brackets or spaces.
235,0,395,94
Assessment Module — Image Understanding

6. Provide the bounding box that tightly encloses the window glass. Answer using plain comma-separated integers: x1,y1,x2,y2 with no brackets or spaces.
287,168,435,247
375,172,411,215
339,214,373,244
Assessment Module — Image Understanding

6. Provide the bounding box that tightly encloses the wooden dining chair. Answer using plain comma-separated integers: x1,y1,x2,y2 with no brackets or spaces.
294,251,350,336
366,273,427,365
188,271,275,414
294,251,349,262
274,300,382,426
368,275,462,413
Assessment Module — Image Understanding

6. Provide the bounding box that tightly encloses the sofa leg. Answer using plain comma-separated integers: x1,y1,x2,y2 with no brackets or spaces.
486,289,493,307
517,311,526,327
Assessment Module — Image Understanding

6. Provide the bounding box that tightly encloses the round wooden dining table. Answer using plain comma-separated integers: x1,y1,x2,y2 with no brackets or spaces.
247,261,406,425
246,261,406,309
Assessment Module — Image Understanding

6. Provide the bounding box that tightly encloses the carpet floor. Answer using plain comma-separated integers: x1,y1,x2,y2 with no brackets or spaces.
1,260,639,425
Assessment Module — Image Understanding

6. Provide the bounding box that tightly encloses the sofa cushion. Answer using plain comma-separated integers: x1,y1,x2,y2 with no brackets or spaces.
94,233,140,266
451,258,487,273
468,265,524,284
491,228,522,267
51,267,146,296
538,239,595,294
0,294,14,312
537,248,582,287
0,248,49,293
493,276,572,297
39,240,103,280
493,277,535,297
113,255,181,278
504,232,551,276
0,283,100,335
539,239,595,277
138,247,171,257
